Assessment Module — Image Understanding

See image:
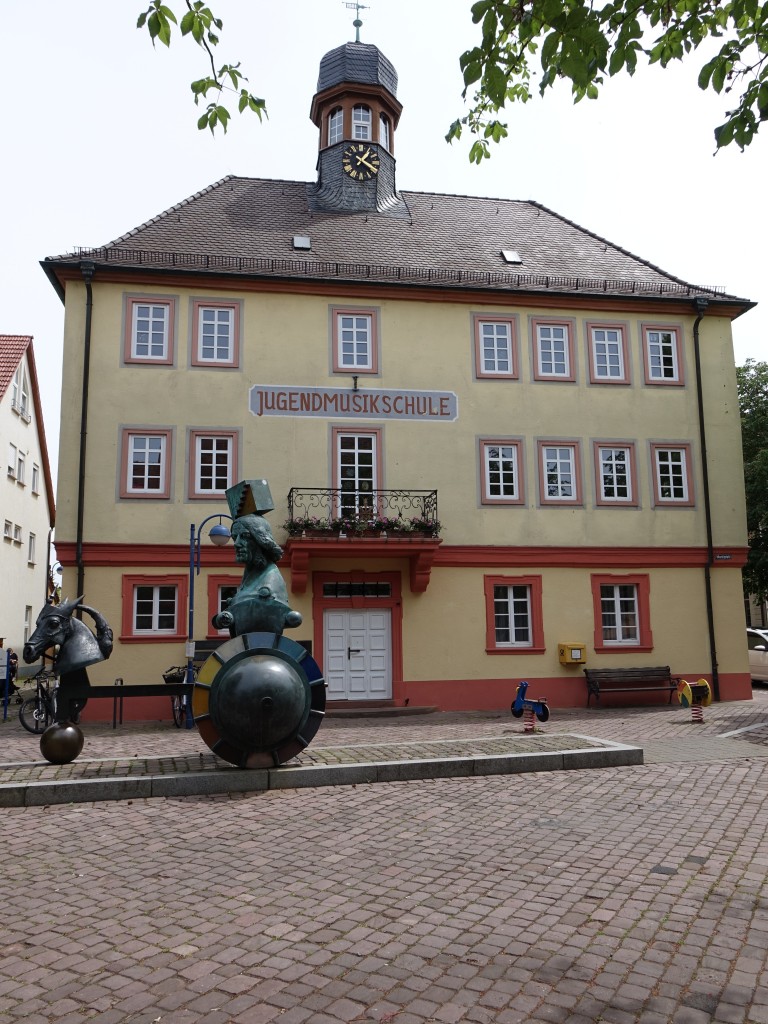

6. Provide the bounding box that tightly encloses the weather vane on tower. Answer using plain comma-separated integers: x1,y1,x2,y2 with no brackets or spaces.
344,1,369,42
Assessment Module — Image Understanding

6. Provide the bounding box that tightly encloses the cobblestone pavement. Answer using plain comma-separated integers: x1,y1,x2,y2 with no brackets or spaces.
2,691,768,1023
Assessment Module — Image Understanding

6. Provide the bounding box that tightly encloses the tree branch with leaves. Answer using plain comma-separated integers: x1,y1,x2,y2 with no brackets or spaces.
137,0,266,133
737,359,768,602
446,0,768,162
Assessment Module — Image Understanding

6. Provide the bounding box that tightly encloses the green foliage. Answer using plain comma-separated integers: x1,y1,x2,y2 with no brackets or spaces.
447,0,768,157
737,360,768,600
137,1,266,134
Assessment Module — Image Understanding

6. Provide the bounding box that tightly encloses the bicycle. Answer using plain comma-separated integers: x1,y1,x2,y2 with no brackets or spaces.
18,669,58,734
163,666,195,728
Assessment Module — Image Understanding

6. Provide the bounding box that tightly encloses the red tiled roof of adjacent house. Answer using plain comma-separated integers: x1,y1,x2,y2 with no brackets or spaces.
0,334,32,402
42,176,752,309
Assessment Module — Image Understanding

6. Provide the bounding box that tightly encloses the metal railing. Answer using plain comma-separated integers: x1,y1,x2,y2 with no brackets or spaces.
286,488,439,535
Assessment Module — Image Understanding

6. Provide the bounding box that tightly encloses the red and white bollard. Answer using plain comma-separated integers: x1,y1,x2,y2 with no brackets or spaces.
523,707,535,733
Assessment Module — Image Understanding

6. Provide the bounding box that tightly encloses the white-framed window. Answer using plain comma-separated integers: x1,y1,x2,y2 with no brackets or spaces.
652,444,693,504
133,584,178,634
132,302,170,360
481,441,524,504
216,584,238,636
16,451,25,486
13,524,22,544
198,307,233,363
644,326,682,384
11,364,30,420
328,107,343,145
193,433,235,496
493,584,533,647
352,104,371,140
24,606,32,643
124,297,175,365
474,317,517,378
31,464,40,495
127,434,168,495
3,520,12,540
589,325,628,382
534,322,573,379
538,442,581,504
379,114,390,150
27,532,36,565
334,428,380,520
596,445,634,504
7,443,17,479
335,311,375,371
599,583,639,644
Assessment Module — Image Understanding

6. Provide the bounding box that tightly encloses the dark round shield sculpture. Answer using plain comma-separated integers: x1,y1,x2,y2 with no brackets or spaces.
39,721,85,764
193,632,326,768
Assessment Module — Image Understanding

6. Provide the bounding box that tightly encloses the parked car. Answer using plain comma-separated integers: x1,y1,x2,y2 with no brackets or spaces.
747,628,768,682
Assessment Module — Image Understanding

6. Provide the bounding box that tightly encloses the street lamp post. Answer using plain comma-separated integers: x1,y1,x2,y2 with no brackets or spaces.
186,514,233,727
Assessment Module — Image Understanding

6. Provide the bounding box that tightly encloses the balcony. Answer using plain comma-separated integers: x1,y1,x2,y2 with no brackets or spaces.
283,488,441,593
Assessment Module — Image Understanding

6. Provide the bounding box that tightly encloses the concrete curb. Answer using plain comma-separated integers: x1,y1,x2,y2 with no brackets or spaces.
0,739,641,806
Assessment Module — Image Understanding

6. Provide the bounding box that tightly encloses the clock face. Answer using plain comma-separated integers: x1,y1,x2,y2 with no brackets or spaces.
341,144,380,181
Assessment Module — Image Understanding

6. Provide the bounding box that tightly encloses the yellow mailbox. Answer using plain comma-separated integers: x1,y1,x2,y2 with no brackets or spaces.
558,643,586,665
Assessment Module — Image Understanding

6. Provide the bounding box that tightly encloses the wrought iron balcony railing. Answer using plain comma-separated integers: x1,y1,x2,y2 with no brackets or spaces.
285,488,440,537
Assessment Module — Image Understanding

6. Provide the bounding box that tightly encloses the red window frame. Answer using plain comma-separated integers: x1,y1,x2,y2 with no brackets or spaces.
590,573,653,652
472,314,519,380
537,440,583,507
483,574,545,654
124,296,176,366
586,321,631,385
188,429,239,500
531,318,576,382
480,438,526,505
119,428,173,500
120,574,188,642
331,307,379,375
593,442,638,507
641,323,685,386
650,442,695,507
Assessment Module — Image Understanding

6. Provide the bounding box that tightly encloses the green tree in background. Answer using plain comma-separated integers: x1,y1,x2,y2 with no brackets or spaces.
737,359,768,602
139,0,768,154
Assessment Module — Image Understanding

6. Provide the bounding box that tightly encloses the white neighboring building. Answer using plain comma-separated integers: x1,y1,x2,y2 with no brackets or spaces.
0,336,55,659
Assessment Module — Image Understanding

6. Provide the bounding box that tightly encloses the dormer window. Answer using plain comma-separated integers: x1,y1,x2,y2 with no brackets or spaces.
352,104,371,140
379,114,390,151
328,107,343,146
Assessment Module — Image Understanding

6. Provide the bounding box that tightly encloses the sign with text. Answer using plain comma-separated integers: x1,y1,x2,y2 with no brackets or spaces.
250,385,458,421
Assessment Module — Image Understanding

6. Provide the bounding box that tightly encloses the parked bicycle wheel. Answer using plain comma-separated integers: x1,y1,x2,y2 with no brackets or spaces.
19,695,51,734
171,694,185,728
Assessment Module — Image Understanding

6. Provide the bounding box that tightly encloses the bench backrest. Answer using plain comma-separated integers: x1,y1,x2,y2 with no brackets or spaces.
584,666,673,684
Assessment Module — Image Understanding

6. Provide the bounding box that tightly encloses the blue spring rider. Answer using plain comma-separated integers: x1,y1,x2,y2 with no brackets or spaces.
510,680,550,722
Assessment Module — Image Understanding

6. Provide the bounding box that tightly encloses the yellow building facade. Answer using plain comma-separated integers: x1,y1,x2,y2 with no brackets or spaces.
43,41,754,717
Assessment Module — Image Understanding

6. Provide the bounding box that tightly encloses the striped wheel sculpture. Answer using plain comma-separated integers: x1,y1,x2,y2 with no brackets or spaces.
193,632,326,768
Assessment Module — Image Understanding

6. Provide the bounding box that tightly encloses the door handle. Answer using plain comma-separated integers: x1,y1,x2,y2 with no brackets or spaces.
347,647,361,659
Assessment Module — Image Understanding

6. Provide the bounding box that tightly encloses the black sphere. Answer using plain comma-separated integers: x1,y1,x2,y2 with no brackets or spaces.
40,721,85,765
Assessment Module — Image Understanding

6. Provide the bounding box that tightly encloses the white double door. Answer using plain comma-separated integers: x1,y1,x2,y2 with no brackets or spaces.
324,609,392,700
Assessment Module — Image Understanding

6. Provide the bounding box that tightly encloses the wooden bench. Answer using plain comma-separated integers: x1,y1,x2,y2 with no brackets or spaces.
584,666,680,707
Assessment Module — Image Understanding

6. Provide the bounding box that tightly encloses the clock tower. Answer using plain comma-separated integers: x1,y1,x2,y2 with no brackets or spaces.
308,40,407,216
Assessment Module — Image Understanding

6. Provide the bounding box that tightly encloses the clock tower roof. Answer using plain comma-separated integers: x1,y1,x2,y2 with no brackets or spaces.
317,41,398,98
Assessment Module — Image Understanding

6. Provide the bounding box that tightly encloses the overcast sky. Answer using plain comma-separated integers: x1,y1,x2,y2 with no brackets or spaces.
2,1,765,489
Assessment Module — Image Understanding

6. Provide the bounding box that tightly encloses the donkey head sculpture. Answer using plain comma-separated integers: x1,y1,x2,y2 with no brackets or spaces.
23,597,113,677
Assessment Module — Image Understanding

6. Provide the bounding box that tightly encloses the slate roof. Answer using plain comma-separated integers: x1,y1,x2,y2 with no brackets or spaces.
317,41,398,96
43,175,749,307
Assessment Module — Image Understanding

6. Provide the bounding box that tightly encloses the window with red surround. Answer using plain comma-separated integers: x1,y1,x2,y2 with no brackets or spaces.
473,314,519,379
641,323,684,385
480,438,525,504
586,322,630,384
188,429,239,499
331,307,379,374
593,442,638,506
124,296,176,365
191,300,240,368
119,428,173,499
537,440,583,506
590,573,652,651
531,318,576,381
483,575,544,653
121,574,188,641
650,442,695,506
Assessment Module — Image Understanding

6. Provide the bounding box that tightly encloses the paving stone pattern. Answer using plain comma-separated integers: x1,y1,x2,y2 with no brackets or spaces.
2,692,768,1023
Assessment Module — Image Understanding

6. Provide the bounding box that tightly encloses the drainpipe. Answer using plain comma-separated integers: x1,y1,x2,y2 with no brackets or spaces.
75,261,95,607
692,296,719,700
